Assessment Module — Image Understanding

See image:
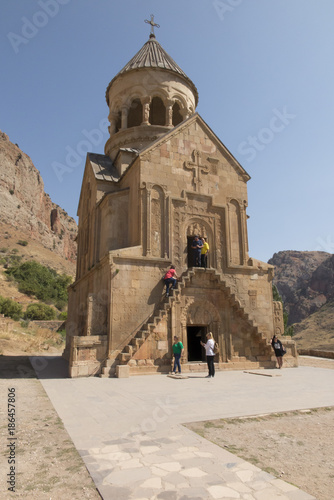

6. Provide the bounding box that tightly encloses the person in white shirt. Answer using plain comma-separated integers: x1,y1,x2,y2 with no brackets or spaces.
200,332,215,378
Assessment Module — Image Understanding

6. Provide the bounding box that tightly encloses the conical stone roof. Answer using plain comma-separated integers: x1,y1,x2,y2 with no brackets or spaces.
106,35,198,106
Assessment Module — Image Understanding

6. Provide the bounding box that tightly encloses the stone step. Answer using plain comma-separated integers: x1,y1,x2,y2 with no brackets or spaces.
131,337,145,347
124,345,133,354
135,330,146,340
118,352,131,363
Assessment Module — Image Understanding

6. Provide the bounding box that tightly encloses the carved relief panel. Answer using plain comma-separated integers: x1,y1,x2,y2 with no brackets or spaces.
273,301,284,337
151,185,164,258
171,194,224,270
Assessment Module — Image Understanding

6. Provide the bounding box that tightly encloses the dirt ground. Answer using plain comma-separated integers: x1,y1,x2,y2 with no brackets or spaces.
0,355,333,500
186,356,334,500
0,355,101,499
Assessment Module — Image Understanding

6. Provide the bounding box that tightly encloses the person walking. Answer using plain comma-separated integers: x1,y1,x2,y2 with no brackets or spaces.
200,332,215,377
172,336,184,374
271,334,285,369
164,265,177,297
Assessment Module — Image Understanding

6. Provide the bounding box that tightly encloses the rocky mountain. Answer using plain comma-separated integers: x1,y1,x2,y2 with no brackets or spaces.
0,131,77,261
268,250,334,325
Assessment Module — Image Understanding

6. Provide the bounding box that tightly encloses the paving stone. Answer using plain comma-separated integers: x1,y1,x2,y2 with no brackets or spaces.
39,363,329,500
141,445,161,455
97,484,132,500
286,491,316,500
140,477,162,489
171,452,197,460
236,469,255,483
226,482,252,493
178,487,211,499
163,472,190,486
155,462,182,472
179,467,208,478
208,485,241,498
271,479,299,493
253,488,290,500
118,458,143,469
156,490,178,500
103,466,151,486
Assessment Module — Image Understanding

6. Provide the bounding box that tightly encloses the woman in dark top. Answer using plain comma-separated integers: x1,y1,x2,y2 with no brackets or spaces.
271,335,285,369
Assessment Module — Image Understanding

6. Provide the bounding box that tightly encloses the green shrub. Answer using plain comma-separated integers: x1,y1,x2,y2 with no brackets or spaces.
55,299,67,311
58,311,67,321
0,295,23,321
17,240,28,246
24,303,56,321
57,329,66,340
20,320,30,328
5,260,72,305
3,254,22,269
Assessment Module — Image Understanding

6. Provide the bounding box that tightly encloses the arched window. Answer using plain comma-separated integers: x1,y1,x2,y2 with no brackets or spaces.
172,102,183,126
127,98,143,128
149,97,166,126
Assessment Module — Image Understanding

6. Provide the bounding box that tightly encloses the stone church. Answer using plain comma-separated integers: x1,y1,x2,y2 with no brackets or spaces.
63,23,297,377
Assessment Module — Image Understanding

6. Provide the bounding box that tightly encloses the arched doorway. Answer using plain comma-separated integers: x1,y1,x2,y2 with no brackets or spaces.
183,299,222,363
187,325,207,361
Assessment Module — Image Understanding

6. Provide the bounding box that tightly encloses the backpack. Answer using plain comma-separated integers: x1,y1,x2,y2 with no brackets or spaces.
214,341,219,354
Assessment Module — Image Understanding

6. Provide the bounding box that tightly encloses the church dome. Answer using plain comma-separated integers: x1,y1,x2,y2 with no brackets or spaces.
104,32,198,160
106,34,198,106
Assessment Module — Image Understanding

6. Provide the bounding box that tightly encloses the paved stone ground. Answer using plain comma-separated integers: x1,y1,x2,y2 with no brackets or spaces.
32,357,334,500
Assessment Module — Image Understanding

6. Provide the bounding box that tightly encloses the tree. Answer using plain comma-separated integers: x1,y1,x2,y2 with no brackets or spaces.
0,295,23,321
24,303,56,321
5,261,72,305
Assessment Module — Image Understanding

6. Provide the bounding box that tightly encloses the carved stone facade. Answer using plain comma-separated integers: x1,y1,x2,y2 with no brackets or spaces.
64,34,297,377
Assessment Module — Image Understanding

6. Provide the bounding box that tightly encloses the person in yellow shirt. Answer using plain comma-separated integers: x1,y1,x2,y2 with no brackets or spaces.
201,237,209,268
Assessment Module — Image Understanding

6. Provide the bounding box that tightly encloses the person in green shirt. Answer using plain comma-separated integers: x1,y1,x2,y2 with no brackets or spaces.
172,336,184,374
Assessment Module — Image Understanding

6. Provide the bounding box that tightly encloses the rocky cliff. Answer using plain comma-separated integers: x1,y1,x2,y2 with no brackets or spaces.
268,250,334,325
0,131,77,261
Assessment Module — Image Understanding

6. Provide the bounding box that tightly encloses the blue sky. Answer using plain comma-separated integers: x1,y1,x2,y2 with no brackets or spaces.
1,0,334,262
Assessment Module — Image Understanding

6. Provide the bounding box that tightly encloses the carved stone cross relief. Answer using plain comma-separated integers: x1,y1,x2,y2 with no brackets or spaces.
184,150,209,192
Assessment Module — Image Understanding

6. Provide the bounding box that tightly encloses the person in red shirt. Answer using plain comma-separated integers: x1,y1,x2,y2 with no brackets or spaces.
164,265,178,297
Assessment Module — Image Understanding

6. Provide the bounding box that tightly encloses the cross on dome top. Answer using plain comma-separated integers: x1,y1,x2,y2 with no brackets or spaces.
144,14,160,38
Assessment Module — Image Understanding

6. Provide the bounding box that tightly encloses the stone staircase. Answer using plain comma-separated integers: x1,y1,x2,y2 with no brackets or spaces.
178,268,271,354
100,267,271,377
100,288,179,377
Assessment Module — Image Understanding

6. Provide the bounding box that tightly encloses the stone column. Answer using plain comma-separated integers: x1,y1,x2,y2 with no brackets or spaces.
108,111,119,135
181,108,190,120
240,203,247,265
213,321,223,363
166,99,174,127
121,106,129,130
141,96,151,125
164,195,169,259
180,320,187,362
146,187,152,256
107,288,113,358
225,204,232,266
85,294,94,336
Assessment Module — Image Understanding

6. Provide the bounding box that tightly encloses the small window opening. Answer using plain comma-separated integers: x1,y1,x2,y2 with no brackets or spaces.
172,102,183,126
149,97,166,126
128,99,143,128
